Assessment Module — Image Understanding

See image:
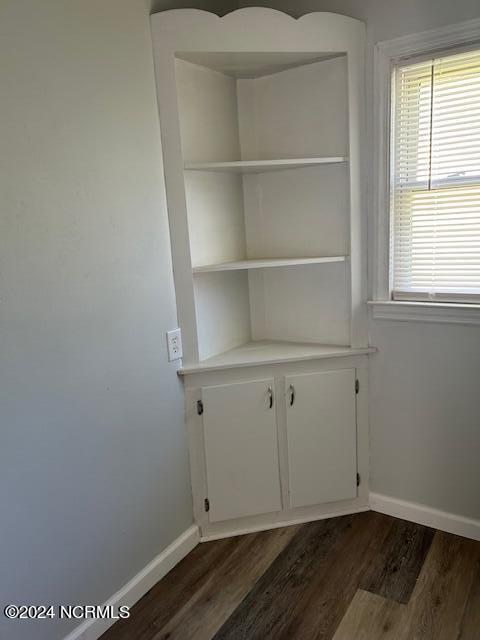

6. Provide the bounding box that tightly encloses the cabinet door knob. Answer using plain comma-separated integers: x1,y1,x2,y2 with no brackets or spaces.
289,384,295,406
267,386,273,409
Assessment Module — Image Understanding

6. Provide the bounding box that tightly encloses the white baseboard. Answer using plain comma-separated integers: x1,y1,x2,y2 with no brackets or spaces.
63,524,200,640
370,492,480,541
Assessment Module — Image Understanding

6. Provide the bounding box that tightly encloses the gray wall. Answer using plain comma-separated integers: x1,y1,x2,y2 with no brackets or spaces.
239,0,480,520
238,0,480,41
0,1,194,639
369,322,480,520
151,0,238,14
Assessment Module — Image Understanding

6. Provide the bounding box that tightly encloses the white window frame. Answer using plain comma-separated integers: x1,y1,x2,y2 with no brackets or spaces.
371,17,480,325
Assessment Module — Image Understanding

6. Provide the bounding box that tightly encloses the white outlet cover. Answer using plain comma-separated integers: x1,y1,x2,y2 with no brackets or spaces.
166,328,183,362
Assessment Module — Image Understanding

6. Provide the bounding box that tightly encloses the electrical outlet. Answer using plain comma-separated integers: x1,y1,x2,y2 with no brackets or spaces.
166,328,183,362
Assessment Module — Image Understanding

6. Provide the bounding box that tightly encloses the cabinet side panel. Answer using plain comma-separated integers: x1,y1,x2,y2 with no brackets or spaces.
346,47,368,347
175,58,241,163
151,52,199,362
175,59,249,361
185,171,246,268
194,271,251,361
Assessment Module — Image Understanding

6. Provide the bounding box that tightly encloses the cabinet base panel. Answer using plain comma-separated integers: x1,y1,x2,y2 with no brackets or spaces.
199,499,370,541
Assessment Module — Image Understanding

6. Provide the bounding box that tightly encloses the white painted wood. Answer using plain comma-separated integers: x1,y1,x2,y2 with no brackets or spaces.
346,28,367,349
200,505,370,541
193,256,347,273
63,525,200,640
174,57,249,356
181,353,370,539
151,10,366,57
286,369,357,509
194,271,251,361
202,379,282,522
377,16,480,60
151,9,368,365
150,50,199,363
237,56,349,160
184,387,210,533
247,270,266,343
273,374,292,513
176,51,345,79
233,53,358,352
177,53,351,353
370,493,480,542
185,356,370,399
175,58,240,163
179,341,376,374
243,164,349,259
372,39,394,303
368,300,480,326
354,367,370,507
252,262,350,345
185,157,347,172
185,171,246,268
151,10,371,537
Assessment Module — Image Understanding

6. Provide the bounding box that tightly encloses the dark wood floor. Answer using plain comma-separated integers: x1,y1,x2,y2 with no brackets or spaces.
101,512,480,640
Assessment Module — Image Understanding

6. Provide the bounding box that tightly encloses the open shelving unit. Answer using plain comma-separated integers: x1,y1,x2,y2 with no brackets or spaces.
152,11,367,370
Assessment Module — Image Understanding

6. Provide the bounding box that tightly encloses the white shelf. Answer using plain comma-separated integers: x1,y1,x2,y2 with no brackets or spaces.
184,157,348,174
179,340,376,374
193,256,347,273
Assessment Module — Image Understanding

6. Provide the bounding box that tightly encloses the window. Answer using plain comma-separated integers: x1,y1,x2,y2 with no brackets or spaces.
391,48,480,303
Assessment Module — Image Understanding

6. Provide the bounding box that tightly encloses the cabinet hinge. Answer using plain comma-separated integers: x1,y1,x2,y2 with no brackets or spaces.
357,473,360,487
197,399,204,415
204,498,210,512
355,379,360,394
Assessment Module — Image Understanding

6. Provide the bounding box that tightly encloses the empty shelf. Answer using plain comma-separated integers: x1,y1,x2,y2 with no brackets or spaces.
184,157,348,173
193,256,347,273
179,341,377,374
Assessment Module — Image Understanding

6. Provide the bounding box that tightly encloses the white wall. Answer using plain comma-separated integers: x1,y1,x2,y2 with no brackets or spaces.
0,1,196,639
239,0,480,521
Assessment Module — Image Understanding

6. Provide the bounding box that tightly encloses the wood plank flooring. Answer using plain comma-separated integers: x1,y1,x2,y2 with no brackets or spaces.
101,512,480,640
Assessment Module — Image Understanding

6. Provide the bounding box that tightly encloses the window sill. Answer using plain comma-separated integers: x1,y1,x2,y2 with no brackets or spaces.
367,300,480,326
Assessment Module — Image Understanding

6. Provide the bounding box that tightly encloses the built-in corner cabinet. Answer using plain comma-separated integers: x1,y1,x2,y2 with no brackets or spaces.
202,369,357,524
151,8,374,538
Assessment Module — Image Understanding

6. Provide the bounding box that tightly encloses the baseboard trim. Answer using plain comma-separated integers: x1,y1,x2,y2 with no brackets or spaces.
63,524,200,640
200,505,370,542
370,492,480,541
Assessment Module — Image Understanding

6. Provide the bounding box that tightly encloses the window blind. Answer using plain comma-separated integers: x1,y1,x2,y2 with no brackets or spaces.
391,48,480,302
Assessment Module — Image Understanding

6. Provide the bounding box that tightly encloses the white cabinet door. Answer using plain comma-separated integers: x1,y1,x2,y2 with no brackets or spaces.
286,369,357,509
202,378,282,522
